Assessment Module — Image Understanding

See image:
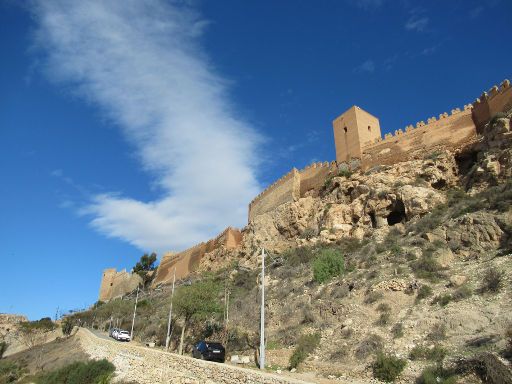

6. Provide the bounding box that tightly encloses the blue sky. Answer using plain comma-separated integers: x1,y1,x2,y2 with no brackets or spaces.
1,0,510,320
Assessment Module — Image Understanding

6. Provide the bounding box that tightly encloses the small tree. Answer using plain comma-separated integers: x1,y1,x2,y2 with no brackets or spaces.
312,249,345,283
173,280,222,354
133,253,157,287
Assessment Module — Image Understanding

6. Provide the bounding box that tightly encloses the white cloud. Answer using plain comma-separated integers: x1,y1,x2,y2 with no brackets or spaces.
354,59,375,73
405,15,429,32
31,1,262,253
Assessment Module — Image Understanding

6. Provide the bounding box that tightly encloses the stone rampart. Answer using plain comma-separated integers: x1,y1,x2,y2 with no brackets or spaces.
248,169,300,222
298,161,337,197
361,104,477,168
152,227,243,286
98,268,142,302
472,79,512,132
77,328,315,384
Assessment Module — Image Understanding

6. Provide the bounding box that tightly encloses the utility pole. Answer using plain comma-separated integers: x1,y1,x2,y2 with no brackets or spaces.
130,285,140,339
165,268,177,351
260,248,265,370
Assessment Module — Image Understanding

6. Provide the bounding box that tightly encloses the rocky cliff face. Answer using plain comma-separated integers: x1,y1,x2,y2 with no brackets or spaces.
192,112,512,383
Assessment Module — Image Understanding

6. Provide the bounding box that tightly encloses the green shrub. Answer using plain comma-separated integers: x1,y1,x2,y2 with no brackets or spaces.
36,359,115,384
432,294,452,307
411,256,445,282
409,345,447,362
428,324,447,341
377,303,391,313
0,360,25,383
364,291,384,305
19,317,56,332
301,227,317,240
62,317,74,336
417,366,457,384
289,333,321,369
452,285,472,301
416,285,433,302
355,334,384,359
337,168,352,178
0,342,7,359
312,249,345,283
372,353,406,382
376,312,391,326
481,267,504,293
283,247,315,267
391,323,404,339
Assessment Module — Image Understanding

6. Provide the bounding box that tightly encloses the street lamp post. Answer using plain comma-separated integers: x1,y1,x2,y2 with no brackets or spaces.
130,285,140,340
260,248,265,370
165,267,177,351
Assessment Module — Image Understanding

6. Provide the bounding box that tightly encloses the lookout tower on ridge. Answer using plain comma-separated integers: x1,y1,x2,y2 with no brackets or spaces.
333,106,381,163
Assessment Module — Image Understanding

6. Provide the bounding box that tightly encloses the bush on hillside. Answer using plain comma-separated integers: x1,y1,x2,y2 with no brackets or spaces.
312,249,345,283
481,267,504,293
417,366,457,384
289,333,321,369
416,285,433,302
283,247,315,267
411,256,445,282
355,334,384,359
0,360,26,384
409,345,447,362
35,359,115,384
0,342,7,359
372,353,406,382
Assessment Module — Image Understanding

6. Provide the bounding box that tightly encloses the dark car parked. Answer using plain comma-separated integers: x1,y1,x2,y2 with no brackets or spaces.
192,340,225,363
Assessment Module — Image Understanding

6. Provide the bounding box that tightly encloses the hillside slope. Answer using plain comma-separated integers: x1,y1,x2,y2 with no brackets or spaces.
61,113,512,383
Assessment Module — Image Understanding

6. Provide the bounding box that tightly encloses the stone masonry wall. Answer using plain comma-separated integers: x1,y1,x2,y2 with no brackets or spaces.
152,227,243,287
360,105,477,169
248,169,300,222
298,161,337,197
99,269,142,302
472,79,512,132
77,328,314,384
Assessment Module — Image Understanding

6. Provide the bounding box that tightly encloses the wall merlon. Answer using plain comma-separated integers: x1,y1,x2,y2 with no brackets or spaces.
464,104,472,110
489,85,499,97
501,79,510,89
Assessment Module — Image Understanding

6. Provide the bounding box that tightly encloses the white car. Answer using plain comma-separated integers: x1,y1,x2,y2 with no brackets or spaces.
115,330,131,342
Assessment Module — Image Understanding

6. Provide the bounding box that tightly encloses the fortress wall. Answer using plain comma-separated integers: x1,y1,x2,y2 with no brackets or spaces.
152,227,243,287
98,268,142,302
248,169,300,222
298,161,337,197
361,105,476,168
473,79,512,132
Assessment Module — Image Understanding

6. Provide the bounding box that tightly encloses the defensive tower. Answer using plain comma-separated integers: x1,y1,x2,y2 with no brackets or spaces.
333,105,381,163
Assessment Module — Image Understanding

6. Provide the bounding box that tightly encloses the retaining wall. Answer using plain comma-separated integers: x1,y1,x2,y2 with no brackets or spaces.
77,328,313,384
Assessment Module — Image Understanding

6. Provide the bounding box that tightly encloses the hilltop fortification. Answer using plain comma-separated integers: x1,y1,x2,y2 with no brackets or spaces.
98,78,512,300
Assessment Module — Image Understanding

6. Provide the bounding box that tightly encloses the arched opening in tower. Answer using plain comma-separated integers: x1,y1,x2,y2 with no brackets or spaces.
386,200,406,226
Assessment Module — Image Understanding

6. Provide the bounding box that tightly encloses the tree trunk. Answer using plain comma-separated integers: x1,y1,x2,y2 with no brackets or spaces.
178,321,186,355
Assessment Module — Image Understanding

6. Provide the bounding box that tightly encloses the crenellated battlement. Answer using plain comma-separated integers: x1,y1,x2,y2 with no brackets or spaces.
363,103,473,150
152,226,243,286
472,79,512,132
249,168,299,209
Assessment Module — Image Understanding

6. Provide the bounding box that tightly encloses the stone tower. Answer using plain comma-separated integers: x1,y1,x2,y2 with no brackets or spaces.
333,106,381,163
98,268,116,302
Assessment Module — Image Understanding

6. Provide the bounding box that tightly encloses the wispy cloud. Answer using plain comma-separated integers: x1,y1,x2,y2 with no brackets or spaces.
405,10,429,32
32,1,262,253
353,59,375,74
